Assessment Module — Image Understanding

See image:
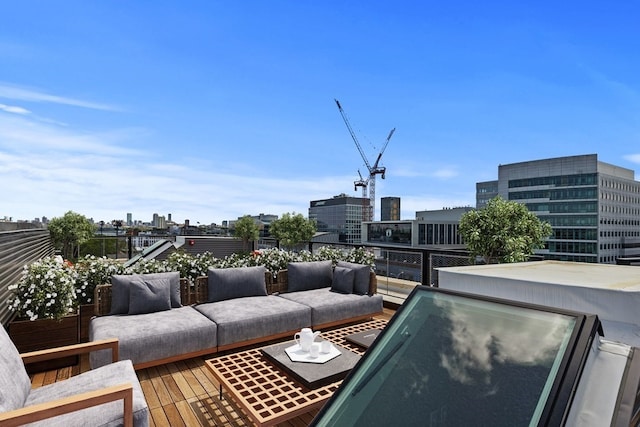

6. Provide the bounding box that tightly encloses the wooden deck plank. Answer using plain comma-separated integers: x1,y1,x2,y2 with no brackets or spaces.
28,311,395,427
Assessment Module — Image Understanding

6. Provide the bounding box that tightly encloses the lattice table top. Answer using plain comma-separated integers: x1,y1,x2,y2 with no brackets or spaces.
205,318,388,427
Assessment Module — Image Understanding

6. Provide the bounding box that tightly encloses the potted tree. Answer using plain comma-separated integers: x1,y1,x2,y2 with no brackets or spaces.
7,255,80,372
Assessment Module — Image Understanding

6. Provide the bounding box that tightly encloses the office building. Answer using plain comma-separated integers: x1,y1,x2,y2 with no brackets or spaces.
309,194,369,243
380,197,400,221
477,154,640,263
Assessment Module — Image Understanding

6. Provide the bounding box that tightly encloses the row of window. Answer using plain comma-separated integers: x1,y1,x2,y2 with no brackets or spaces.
510,188,599,201
527,201,598,213
601,178,640,194
509,173,597,189
539,215,598,226
600,204,640,216
548,241,597,254
600,230,640,238
552,229,597,240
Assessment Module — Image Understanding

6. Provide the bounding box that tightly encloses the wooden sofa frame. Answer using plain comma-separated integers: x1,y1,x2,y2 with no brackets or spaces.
0,339,133,427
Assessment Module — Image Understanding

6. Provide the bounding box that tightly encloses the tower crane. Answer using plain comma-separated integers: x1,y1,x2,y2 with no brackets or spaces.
354,170,369,221
335,98,395,221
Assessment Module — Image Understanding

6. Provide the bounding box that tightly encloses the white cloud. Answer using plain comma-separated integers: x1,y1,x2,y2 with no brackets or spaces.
624,154,640,164
0,103,30,115
431,168,458,179
0,82,120,112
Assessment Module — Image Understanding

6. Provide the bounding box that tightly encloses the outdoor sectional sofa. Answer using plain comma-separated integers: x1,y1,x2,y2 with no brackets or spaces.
89,260,383,369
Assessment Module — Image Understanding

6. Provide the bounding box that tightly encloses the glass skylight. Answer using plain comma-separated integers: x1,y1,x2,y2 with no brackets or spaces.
313,286,599,426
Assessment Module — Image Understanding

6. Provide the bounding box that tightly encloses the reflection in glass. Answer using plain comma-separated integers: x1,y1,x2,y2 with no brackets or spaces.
315,288,579,427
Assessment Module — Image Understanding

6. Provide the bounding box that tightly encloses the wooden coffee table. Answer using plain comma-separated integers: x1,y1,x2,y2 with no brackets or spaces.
205,318,388,426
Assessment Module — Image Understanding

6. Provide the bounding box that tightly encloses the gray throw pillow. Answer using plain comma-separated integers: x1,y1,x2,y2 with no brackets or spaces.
128,276,172,314
331,266,355,294
110,272,181,315
287,260,333,292
207,265,267,302
337,261,371,295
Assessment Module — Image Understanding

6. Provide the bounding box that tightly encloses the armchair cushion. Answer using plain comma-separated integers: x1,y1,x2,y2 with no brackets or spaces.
207,266,267,302
110,272,181,315
331,266,355,294
25,359,149,427
0,326,31,412
337,261,371,295
287,260,333,292
128,276,171,315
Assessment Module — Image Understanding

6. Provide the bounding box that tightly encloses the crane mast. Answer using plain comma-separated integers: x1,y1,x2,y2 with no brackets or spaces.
335,99,394,221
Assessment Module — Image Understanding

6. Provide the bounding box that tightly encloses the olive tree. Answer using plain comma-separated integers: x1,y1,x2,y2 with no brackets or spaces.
233,215,260,251
458,196,552,264
48,211,96,261
269,212,317,250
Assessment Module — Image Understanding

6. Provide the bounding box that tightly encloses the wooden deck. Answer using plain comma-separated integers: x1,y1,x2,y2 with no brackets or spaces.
29,308,396,427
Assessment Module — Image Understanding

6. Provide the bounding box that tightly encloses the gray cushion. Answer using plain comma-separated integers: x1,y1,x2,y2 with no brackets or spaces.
195,296,311,347
90,306,217,369
332,266,355,294
110,272,181,315
128,276,171,315
207,266,267,302
0,326,31,412
337,261,371,295
279,288,384,327
25,359,149,427
287,261,333,292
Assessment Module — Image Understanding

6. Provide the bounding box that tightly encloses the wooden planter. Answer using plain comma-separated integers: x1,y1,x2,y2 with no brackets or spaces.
79,304,95,343
9,313,79,373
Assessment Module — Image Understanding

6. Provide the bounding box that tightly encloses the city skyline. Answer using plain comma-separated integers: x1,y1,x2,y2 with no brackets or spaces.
1,2,639,224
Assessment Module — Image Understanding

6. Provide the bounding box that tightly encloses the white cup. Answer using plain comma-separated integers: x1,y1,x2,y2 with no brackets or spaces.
309,343,320,358
321,340,332,354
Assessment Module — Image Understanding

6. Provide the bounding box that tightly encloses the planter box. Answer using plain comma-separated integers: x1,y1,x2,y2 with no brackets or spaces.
9,314,79,373
79,304,95,343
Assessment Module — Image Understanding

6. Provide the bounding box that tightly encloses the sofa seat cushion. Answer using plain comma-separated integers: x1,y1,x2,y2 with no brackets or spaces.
279,288,383,327
25,359,149,427
194,295,311,347
89,306,217,369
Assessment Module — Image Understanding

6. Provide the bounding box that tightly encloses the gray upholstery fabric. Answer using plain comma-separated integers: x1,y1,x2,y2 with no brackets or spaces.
90,306,217,369
110,272,181,315
25,359,149,427
331,266,355,294
207,266,267,302
194,296,311,346
279,288,383,326
127,276,171,315
287,261,333,292
0,325,31,412
337,261,371,295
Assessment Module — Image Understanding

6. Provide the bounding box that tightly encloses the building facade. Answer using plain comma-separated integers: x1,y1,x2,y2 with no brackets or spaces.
309,194,369,243
477,154,640,264
381,197,401,221
362,207,472,248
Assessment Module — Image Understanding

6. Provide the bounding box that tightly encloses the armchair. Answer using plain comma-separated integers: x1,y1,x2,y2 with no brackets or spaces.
0,325,148,427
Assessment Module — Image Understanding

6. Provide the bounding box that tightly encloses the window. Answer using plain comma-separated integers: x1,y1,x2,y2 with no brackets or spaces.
313,287,600,427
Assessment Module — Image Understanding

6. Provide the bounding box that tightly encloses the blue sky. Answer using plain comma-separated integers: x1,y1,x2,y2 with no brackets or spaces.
1,1,639,225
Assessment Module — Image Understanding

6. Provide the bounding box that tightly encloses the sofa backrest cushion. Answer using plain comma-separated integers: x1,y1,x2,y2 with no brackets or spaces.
207,266,268,302
110,272,181,315
288,260,333,292
337,261,371,295
331,266,355,294
128,276,172,314
0,325,31,412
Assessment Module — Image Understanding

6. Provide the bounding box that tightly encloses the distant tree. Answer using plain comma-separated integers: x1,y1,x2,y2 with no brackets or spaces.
234,215,260,251
269,212,317,250
458,196,552,264
48,211,96,261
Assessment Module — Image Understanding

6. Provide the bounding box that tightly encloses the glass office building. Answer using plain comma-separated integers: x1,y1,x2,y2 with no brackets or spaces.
477,154,640,264
309,195,369,244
